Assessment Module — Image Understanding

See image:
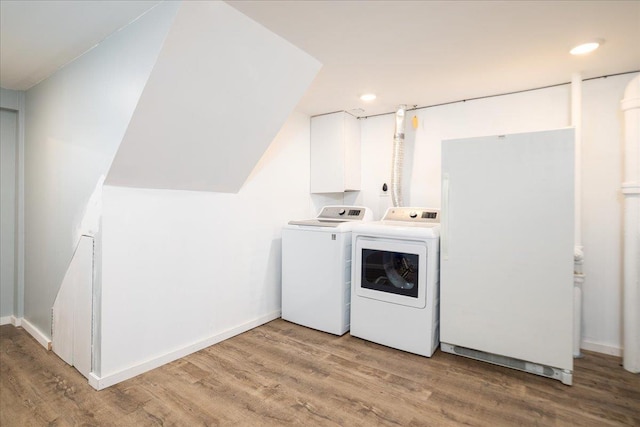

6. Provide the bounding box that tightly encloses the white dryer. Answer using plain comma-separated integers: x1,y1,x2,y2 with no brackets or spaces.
282,206,373,335
351,207,440,357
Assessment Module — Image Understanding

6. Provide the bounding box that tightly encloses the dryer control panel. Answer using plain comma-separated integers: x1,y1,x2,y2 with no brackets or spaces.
382,207,440,223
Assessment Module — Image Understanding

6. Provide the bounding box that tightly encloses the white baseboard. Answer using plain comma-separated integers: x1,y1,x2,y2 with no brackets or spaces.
89,310,281,390
21,318,52,350
1,316,23,327
582,339,622,357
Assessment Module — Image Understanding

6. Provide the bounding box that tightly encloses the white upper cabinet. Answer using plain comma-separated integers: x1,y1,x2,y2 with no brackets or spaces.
310,112,361,193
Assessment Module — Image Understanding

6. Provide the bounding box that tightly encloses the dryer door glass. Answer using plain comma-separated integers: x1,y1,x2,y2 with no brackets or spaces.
361,249,419,298
354,237,428,308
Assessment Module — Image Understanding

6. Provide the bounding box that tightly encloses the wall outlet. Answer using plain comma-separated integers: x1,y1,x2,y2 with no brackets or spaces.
380,182,390,197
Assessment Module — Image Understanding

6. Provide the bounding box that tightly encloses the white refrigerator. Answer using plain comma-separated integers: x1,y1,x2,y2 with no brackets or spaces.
440,128,575,385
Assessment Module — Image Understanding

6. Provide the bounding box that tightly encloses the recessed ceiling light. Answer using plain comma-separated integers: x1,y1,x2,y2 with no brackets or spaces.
360,93,376,101
570,41,602,55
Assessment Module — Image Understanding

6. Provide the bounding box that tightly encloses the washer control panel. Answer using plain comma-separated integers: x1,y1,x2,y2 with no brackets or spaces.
383,207,440,223
318,206,369,220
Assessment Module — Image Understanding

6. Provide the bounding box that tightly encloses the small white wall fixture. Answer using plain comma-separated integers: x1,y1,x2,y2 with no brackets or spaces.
621,75,640,373
105,0,321,192
52,235,94,379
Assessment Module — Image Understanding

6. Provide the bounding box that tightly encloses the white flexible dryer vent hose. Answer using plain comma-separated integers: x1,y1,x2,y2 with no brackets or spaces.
391,105,407,207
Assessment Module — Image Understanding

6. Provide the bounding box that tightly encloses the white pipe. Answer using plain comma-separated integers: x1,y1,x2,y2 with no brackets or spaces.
572,73,582,248
621,75,640,373
571,73,584,358
391,105,406,207
573,269,584,357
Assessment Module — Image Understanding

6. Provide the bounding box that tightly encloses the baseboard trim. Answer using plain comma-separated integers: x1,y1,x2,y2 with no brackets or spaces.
89,310,281,390
1,316,23,327
582,340,622,357
21,318,52,350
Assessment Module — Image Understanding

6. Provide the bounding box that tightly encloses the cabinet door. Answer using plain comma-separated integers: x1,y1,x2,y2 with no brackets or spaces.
310,112,360,193
343,113,361,191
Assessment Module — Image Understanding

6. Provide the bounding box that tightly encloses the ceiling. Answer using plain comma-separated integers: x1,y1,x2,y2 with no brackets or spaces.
1,0,639,117
0,1,162,91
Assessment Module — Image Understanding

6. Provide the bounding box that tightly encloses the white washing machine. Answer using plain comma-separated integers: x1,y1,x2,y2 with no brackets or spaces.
351,207,440,357
282,206,373,335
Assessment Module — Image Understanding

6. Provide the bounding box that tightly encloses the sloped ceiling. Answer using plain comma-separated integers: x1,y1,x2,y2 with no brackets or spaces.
0,0,161,90
104,1,321,193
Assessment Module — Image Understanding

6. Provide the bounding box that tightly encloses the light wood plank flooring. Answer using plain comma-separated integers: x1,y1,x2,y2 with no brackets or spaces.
1,319,639,426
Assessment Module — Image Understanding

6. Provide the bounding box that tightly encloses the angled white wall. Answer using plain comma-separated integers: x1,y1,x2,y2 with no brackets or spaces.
21,0,319,387
23,1,180,339
105,1,321,192
92,0,320,387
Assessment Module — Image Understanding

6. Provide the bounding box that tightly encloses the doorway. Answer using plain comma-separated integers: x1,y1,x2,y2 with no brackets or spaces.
1,108,18,321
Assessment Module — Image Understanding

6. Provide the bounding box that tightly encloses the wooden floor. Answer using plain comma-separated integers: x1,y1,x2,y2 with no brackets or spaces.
1,320,639,426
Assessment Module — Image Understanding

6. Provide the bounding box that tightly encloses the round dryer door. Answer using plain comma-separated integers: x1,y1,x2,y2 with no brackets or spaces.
354,237,427,309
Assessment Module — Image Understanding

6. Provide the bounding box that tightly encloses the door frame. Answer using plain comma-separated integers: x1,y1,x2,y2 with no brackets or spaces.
0,89,25,325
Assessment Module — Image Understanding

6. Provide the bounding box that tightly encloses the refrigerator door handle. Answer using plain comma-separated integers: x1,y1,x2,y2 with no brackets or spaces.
442,173,449,260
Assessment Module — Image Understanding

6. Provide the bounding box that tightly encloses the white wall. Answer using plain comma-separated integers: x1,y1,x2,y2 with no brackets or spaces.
358,85,571,220
23,2,180,338
581,74,633,355
97,111,311,385
357,73,637,355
